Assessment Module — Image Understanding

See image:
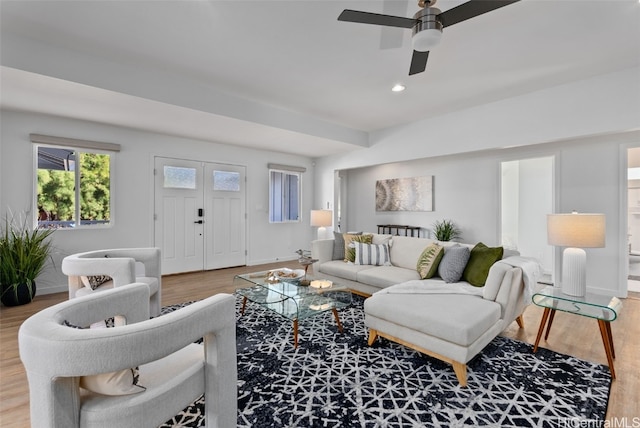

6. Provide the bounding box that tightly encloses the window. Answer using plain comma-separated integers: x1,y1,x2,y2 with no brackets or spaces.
36,146,112,228
269,169,301,223
164,166,196,189
213,170,240,192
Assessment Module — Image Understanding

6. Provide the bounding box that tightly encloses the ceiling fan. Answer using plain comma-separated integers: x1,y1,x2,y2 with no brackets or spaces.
338,0,520,75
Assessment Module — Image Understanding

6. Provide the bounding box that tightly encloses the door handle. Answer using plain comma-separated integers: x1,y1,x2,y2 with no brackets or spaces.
194,220,204,224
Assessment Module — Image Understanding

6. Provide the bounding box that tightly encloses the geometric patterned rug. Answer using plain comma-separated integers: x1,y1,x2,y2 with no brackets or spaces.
159,295,611,427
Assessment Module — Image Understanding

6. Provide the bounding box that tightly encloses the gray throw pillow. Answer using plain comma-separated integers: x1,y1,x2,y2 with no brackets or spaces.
437,244,471,283
332,232,345,260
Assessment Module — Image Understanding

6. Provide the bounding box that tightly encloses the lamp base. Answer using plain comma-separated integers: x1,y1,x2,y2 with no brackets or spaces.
317,226,327,240
561,247,587,297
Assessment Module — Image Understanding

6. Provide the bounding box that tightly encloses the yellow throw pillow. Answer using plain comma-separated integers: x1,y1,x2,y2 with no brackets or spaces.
344,234,373,263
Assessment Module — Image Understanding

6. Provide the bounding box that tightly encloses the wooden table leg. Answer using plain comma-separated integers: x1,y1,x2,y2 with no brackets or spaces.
598,320,616,379
533,307,551,353
604,320,615,359
293,319,299,349
544,309,556,340
332,308,344,333
240,296,247,315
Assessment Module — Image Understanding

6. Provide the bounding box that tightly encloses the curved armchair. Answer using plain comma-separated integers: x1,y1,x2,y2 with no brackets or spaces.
62,248,162,316
19,283,237,428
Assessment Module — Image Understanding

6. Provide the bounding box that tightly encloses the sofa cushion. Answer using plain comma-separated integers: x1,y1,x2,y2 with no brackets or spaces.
389,236,438,270
437,245,470,283
357,266,421,288
372,234,392,246
416,243,444,279
364,293,500,347
355,243,391,266
344,234,373,262
462,243,504,287
319,260,375,281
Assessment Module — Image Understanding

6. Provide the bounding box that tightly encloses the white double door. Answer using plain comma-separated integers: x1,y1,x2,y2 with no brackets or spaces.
154,157,246,275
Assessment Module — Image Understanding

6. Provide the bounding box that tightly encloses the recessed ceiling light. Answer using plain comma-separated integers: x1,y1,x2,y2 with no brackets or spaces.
391,84,406,92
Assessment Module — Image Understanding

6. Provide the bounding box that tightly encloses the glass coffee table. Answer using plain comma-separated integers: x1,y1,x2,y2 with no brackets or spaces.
234,270,352,348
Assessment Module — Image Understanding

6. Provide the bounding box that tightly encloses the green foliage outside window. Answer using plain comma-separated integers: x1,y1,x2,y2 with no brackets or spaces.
37,151,110,226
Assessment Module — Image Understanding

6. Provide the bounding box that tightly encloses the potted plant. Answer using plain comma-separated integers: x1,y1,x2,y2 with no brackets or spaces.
0,215,55,306
432,219,461,242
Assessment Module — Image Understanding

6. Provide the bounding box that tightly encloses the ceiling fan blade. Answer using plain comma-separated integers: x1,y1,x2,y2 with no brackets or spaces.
409,50,429,75
438,0,520,28
338,9,416,29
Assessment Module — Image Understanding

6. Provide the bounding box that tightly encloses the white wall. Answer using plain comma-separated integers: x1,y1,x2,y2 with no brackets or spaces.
315,68,640,297
0,110,315,294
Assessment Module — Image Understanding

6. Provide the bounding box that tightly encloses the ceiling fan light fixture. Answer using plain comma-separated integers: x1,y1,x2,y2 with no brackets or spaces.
412,7,442,52
391,83,406,92
412,27,442,51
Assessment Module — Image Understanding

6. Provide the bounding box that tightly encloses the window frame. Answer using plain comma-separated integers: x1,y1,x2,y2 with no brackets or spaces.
34,144,115,230
268,168,301,223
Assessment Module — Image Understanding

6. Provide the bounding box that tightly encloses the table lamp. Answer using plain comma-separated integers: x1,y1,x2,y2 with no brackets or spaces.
547,212,605,297
310,210,332,240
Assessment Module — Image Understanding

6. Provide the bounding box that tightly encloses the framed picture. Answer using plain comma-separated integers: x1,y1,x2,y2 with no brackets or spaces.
375,176,433,211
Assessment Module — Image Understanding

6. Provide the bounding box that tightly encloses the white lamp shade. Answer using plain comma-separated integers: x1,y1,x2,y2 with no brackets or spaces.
547,213,605,248
310,210,332,227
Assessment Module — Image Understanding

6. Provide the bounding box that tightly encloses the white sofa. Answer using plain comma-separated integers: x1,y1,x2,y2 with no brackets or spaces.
311,234,519,296
312,233,541,386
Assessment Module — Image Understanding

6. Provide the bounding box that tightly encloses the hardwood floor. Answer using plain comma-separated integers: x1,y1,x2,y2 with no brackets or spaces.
1,262,638,426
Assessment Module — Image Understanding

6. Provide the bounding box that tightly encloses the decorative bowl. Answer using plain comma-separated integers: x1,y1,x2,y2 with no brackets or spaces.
271,268,305,282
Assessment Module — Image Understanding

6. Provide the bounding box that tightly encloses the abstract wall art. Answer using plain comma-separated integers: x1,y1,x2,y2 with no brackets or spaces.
375,176,433,212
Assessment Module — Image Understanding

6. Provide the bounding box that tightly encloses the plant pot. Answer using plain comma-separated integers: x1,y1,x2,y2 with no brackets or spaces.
1,281,36,306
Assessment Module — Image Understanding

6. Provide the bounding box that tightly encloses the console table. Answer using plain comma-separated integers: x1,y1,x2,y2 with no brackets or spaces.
377,224,421,237
532,285,622,378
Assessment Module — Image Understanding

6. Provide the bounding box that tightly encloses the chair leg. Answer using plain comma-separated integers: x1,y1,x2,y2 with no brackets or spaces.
515,315,524,329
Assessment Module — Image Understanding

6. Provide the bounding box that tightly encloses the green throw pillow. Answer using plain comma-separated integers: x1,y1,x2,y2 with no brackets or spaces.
462,242,504,287
416,243,444,279
344,234,373,263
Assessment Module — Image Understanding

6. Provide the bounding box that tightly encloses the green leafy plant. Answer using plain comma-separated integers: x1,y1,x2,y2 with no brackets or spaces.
432,219,461,242
0,214,55,304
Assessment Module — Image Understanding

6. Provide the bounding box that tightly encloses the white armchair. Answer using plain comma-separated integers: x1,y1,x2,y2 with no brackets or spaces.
19,282,237,428
62,248,162,316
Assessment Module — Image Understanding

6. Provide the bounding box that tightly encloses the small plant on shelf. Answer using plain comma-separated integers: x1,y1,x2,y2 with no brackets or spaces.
432,219,461,242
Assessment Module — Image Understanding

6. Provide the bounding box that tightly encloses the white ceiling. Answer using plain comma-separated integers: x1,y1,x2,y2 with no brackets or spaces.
1,0,639,157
